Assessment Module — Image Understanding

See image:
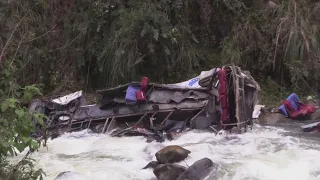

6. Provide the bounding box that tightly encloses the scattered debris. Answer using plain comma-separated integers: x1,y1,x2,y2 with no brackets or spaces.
252,92,320,133
252,105,265,119
301,121,320,132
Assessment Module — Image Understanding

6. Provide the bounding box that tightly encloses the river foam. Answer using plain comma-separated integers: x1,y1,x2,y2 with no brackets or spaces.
11,124,320,180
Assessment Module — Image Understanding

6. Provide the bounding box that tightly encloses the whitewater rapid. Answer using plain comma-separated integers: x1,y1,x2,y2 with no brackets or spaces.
11,124,320,180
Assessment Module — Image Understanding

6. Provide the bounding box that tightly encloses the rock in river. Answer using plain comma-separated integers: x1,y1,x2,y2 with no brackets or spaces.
142,161,160,169
257,108,286,125
177,158,216,180
54,171,86,180
155,145,191,164
153,163,187,180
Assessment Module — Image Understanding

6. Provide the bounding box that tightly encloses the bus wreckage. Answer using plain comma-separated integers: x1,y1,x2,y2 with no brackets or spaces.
29,66,260,142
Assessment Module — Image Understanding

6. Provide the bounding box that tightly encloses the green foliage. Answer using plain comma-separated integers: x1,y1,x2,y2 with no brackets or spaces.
0,0,319,98
221,0,320,91
97,0,202,85
0,83,46,179
0,0,220,90
0,49,45,178
0,90,46,179
0,88,43,156
0,157,45,180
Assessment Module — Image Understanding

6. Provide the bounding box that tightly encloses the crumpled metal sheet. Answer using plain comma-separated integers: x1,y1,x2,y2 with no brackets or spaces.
148,90,209,104
73,100,208,121
228,65,260,129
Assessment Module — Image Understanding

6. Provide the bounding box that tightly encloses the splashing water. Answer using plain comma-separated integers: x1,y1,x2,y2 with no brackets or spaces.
10,124,320,180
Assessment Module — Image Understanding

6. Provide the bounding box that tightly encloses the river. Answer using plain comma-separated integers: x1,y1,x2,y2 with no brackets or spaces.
11,123,320,180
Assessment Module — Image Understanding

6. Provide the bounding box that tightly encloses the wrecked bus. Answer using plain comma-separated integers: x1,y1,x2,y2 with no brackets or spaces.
29,65,260,142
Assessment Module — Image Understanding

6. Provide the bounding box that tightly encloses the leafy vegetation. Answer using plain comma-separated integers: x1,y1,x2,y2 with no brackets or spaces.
0,53,45,178
222,0,320,92
0,0,318,98
0,0,318,92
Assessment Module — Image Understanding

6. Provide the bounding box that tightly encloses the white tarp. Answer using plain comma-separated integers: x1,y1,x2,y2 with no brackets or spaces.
167,68,220,88
52,91,83,105
252,105,265,119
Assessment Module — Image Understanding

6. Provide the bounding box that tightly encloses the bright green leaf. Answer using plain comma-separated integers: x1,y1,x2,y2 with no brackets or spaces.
23,91,33,102
22,137,31,143
15,109,25,118
30,140,39,149
15,143,26,153
33,113,45,125
1,102,9,112
37,117,44,125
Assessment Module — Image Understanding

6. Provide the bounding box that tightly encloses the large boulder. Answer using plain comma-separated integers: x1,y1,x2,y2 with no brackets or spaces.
153,164,187,180
155,145,191,164
177,158,216,180
257,108,286,125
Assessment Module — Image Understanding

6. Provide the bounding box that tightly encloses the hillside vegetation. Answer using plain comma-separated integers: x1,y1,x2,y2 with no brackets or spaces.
0,0,319,92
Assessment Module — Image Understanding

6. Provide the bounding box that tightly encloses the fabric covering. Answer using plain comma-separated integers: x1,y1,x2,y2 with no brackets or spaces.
278,93,300,117
278,93,315,119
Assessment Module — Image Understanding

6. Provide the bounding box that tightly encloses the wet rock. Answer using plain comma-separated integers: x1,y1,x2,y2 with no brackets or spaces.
142,161,160,170
177,158,216,180
146,136,156,143
153,163,187,180
54,171,86,180
155,145,191,164
311,110,320,120
146,135,165,143
54,171,71,179
50,133,60,140
257,108,287,125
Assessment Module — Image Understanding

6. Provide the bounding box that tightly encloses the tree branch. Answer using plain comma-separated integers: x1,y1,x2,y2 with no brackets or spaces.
0,20,22,65
24,25,57,44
